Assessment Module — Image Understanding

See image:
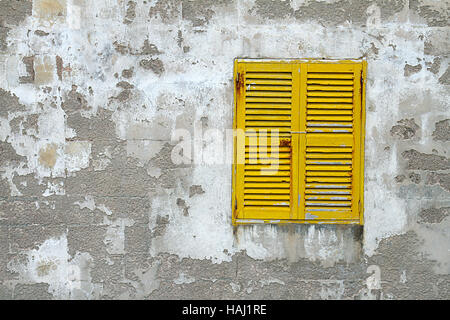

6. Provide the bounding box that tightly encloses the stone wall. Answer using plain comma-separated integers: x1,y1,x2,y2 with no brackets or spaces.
0,0,448,299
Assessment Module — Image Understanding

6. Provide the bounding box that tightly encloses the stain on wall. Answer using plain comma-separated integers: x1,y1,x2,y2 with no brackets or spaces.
0,0,449,299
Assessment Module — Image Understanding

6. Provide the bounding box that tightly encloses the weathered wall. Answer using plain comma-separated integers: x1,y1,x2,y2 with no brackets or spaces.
0,0,449,299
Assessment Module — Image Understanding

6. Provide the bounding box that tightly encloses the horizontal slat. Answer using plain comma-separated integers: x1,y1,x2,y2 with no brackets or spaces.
307,73,354,79
306,159,352,165
306,153,352,159
246,79,292,85
307,123,352,128
307,64,355,73
246,72,292,79
306,133,353,147
246,153,291,159
245,159,291,165
307,109,353,115
305,188,352,194
245,188,291,194
307,91,353,97
307,85,353,91
247,85,292,91
305,208,352,217
245,129,291,133
245,136,291,143
307,97,353,103
246,121,291,127
245,164,290,171
245,170,290,176
306,177,352,183
306,165,352,171
244,182,290,188
305,194,352,201
244,194,290,200
306,146,352,153
305,183,351,189
246,115,291,121
246,147,291,152
307,115,353,121
244,200,290,206
305,200,351,207
244,176,290,183
246,103,291,108
306,128,353,133
246,97,291,103
306,171,352,177
306,104,353,109
307,79,354,86
246,109,292,115
246,91,292,97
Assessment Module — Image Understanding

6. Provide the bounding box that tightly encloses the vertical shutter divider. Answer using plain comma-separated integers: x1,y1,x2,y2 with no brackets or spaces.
298,63,308,220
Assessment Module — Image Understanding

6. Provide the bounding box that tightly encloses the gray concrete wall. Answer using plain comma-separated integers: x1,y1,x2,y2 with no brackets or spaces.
0,0,449,299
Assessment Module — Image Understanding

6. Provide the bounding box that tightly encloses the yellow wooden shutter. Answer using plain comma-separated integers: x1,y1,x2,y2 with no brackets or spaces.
299,62,364,224
233,60,366,225
234,61,300,221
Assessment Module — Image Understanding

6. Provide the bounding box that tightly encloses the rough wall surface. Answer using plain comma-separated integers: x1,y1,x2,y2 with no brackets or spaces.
0,0,449,299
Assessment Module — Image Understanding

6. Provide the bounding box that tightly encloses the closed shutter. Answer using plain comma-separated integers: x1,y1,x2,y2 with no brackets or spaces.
234,62,300,220
299,63,363,222
233,60,365,225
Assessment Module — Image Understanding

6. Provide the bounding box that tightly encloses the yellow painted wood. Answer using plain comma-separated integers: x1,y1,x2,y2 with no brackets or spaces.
307,115,353,121
233,59,365,225
306,165,352,171
235,61,246,221
306,128,353,133
243,207,291,220
307,73,354,79
307,109,353,115
307,97,353,103
306,153,353,159
307,79,354,85
247,85,292,91
307,85,353,91
306,134,353,147
306,176,352,183
308,64,355,73
245,194,291,200
246,97,292,103
306,104,353,109
305,194,352,201
246,103,292,109
245,159,291,165
246,79,293,85
304,209,354,220
307,91,353,97
246,91,292,97
244,182,290,189
246,109,291,115
306,171,352,177
307,146,352,152
305,183,351,189
305,188,352,194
